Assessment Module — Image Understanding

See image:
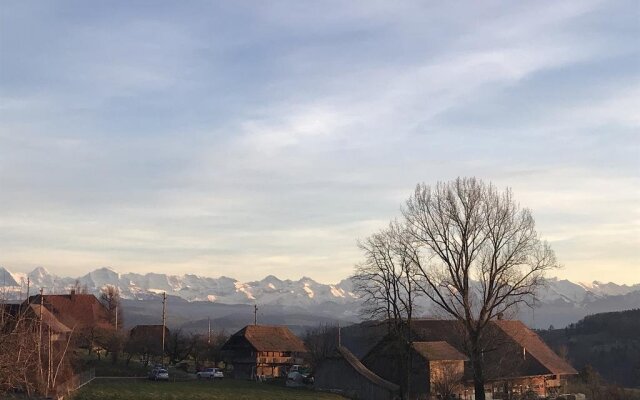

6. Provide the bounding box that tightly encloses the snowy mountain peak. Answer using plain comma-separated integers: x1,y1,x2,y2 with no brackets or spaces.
0,267,637,314
0,267,20,286
261,275,282,284
30,266,51,278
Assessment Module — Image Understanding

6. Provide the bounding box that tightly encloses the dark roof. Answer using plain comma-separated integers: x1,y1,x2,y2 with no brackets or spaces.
337,346,400,392
224,325,307,353
493,320,577,376
412,341,468,361
26,294,112,330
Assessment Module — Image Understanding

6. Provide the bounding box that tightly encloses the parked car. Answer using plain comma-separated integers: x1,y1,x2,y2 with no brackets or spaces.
286,365,314,387
196,367,224,379
148,368,169,381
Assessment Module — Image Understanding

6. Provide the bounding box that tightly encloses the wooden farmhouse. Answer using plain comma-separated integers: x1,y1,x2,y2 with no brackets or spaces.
362,319,578,400
221,325,307,379
25,291,114,352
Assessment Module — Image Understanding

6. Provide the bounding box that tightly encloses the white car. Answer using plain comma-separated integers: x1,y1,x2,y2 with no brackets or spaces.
149,368,169,381
196,367,224,379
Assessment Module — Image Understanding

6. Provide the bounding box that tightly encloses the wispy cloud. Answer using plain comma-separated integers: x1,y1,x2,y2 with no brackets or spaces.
0,0,638,283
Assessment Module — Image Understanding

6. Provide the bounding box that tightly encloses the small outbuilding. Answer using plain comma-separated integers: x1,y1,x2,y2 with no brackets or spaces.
315,346,400,400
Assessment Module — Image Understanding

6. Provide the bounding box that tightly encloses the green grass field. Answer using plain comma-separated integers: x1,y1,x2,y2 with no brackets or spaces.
72,378,346,400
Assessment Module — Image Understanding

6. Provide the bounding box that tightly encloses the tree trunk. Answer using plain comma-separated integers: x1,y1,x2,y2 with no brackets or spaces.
471,347,486,400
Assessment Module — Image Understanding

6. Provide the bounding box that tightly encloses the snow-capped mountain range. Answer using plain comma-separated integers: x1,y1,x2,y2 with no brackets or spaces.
0,266,357,305
1,266,638,329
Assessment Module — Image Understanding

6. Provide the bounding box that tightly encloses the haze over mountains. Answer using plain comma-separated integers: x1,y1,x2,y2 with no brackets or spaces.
1,266,639,331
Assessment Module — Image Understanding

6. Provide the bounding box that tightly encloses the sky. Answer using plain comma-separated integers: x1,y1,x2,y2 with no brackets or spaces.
0,1,638,284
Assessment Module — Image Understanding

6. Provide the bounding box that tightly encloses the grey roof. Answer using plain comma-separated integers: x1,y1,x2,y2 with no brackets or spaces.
338,346,400,392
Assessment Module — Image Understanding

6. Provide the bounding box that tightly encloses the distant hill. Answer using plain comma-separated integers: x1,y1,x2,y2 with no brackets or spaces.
539,309,640,388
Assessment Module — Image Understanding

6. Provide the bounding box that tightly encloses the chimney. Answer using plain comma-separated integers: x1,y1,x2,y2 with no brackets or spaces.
70,289,76,299
497,312,504,320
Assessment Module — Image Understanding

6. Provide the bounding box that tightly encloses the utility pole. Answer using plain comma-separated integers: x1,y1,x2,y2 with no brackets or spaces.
161,292,167,366
253,304,258,326
26,277,30,303
337,323,341,347
47,326,52,395
207,317,211,345
115,305,118,331
38,288,44,383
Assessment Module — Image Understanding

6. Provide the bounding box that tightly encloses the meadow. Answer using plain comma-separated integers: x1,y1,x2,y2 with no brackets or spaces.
71,378,346,400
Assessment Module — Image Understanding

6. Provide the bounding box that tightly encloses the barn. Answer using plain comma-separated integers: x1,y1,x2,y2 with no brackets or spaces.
315,345,400,400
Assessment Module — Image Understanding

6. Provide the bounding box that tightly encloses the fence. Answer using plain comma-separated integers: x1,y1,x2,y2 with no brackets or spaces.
53,368,95,399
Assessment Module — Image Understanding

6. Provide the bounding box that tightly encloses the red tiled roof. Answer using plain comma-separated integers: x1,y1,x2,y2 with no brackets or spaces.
26,294,112,330
1,303,71,334
493,320,577,376
412,341,468,361
28,304,72,334
227,325,307,352
407,319,577,379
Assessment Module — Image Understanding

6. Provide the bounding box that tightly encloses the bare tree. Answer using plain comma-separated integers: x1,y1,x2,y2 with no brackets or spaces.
303,323,339,369
124,332,162,367
99,285,124,363
352,221,420,399
401,177,558,400
352,221,419,335
166,329,195,365
0,306,75,397
99,285,121,328
71,280,89,294
430,361,464,399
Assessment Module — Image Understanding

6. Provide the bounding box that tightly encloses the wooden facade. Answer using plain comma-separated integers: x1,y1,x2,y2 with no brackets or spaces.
221,325,307,379
363,340,468,398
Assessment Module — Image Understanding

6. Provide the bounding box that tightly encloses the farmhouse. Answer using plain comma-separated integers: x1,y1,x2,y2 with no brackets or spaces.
362,319,578,399
315,346,400,400
221,325,307,379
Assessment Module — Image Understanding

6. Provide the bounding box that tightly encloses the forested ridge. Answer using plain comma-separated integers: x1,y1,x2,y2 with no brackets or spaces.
539,308,640,388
